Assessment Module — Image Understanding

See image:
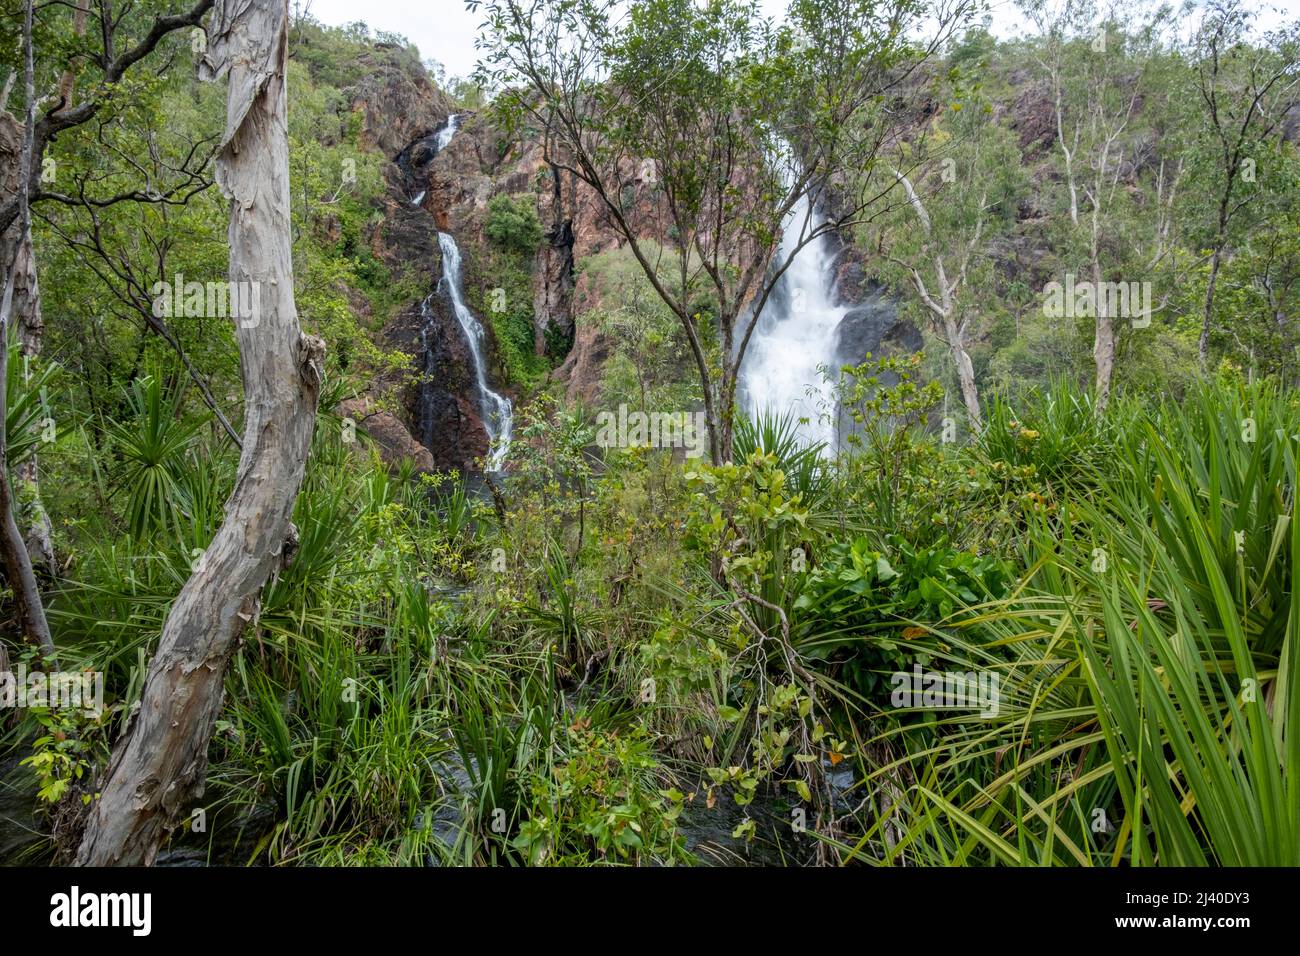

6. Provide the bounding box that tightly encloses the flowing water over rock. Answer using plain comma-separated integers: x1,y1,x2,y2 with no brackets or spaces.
433,233,513,470
415,113,513,471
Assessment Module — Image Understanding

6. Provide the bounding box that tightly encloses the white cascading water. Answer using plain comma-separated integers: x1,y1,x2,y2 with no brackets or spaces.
421,114,513,471
739,189,848,451
436,233,513,470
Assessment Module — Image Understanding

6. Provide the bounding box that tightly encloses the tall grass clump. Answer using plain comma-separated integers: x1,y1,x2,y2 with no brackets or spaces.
849,377,1299,866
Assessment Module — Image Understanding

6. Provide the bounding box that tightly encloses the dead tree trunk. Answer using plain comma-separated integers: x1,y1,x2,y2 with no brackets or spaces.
76,0,324,866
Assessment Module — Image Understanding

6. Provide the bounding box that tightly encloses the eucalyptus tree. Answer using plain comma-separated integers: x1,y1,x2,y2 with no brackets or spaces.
0,0,215,660
1187,0,1300,366
0,0,215,239
870,79,1027,430
1020,0,1182,412
77,0,326,866
0,0,53,657
473,0,976,461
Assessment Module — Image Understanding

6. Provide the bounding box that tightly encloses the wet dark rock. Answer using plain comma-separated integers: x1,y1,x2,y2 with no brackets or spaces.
385,291,490,473
835,288,922,367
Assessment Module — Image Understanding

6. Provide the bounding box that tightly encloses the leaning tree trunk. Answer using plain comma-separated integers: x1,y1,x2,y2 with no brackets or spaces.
1,2,92,579
0,137,57,578
76,0,324,866
0,258,52,655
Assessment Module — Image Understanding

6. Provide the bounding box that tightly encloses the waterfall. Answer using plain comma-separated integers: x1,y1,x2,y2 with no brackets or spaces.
419,113,513,471
739,189,848,451
435,233,513,470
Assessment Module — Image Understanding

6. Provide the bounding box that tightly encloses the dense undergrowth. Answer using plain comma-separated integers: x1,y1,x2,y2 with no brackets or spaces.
3,353,1294,866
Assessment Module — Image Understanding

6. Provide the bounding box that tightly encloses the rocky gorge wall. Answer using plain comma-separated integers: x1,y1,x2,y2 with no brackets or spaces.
347,75,687,471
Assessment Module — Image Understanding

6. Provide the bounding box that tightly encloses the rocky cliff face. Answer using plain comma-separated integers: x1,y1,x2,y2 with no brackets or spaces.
350,94,500,473
369,100,677,467
350,45,458,157
410,117,668,405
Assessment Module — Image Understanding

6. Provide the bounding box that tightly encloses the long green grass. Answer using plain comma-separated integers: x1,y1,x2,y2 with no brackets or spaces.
841,378,1298,865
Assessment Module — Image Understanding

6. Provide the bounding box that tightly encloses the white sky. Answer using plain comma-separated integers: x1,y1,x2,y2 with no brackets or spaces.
298,0,1290,81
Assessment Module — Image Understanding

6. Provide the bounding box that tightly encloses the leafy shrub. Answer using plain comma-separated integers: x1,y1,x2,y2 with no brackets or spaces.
795,537,1013,695
515,719,688,865
484,194,543,255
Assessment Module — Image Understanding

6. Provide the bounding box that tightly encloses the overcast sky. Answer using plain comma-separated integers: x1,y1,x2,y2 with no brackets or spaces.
298,0,1289,80
298,0,1020,78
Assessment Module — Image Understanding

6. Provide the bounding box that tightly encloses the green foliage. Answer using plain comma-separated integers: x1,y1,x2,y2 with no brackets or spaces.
975,382,1112,489
4,336,61,471
515,719,688,865
795,537,1012,695
106,376,202,542
583,247,700,413
473,197,551,389
733,410,827,507
12,0,1300,872
842,377,1300,866
484,194,543,255
19,702,113,807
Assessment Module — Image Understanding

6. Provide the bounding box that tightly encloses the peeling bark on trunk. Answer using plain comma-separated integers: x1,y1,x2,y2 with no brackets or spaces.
76,0,324,866
944,316,982,430
8,235,55,576
1094,314,1116,413
5,2,91,579
1092,259,1115,415
1198,244,1225,367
